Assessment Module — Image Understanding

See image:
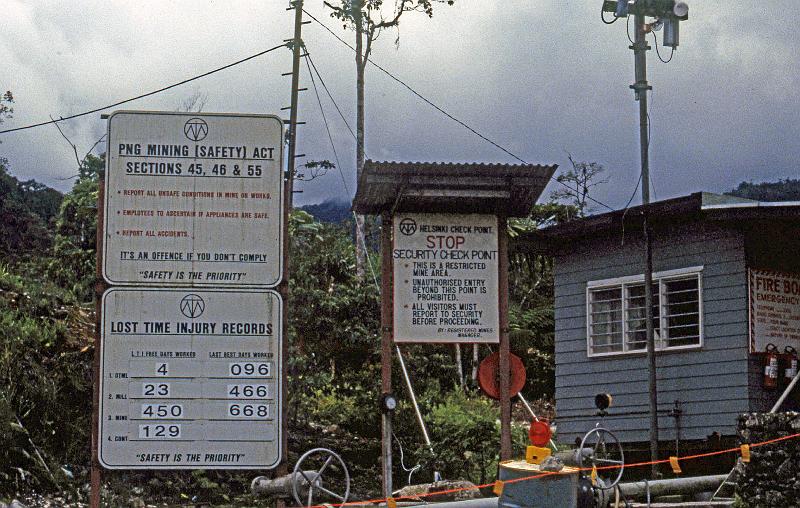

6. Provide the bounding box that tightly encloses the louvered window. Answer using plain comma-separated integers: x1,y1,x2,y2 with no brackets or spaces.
587,268,702,357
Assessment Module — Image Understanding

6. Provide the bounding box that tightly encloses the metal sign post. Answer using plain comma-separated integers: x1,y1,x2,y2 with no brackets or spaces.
94,110,286,505
380,212,394,497
91,181,106,508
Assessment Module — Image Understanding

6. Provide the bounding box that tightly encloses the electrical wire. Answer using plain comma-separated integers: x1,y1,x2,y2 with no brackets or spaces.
304,47,380,289
305,52,357,141
303,9,617,213
303,9,528,165
652,30,675,63
626,15,635,44
0,42,289,135
304,53,348,193
601,3,619,24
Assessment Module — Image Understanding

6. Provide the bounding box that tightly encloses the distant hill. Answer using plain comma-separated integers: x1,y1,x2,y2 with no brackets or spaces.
728,179,800,202
299,198,352,223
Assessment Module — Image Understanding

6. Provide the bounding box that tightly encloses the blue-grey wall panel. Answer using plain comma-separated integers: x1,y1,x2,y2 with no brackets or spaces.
552,222,749,444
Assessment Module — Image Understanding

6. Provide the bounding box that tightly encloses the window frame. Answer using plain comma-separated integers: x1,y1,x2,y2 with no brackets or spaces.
585,266,704,358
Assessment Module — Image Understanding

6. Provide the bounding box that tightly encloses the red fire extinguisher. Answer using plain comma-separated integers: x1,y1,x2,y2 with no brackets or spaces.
764,343,779,390
784,346,798,387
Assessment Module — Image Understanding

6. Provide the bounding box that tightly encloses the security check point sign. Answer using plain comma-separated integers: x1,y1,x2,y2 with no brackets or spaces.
99,288,282,469
103,111,284,287
393,214,499,343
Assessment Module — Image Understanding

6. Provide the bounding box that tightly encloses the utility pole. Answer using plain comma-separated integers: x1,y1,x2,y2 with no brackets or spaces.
276,3,305,508
632,10,660,479
602,0,688,478
287,0,305,203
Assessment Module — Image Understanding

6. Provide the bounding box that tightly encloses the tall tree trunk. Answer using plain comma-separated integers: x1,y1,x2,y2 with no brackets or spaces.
455,344,464,390
471,343,479,382
354,1,367,279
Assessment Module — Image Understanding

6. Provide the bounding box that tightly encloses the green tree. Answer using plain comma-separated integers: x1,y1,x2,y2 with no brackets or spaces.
49,154,103,301
551,153,608,218
324,0,453,277
0,160,58,262
728,178,800,202
0,90,12,127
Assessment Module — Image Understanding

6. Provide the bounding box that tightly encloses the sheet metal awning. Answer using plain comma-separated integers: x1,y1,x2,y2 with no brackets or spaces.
352,160,557,217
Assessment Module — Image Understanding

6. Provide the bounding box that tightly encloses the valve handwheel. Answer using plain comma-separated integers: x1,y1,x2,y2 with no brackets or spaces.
292,448,351,507
577,427,625,489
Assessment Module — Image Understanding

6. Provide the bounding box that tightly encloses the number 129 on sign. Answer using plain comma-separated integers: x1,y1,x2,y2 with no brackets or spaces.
138,424,181,439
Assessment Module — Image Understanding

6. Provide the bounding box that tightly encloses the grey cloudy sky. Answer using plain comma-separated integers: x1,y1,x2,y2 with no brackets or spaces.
2,1,798,209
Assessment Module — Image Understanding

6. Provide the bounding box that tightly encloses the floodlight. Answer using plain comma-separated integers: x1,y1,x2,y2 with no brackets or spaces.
615,0,629,17
673,1,689,18
664,17,680,48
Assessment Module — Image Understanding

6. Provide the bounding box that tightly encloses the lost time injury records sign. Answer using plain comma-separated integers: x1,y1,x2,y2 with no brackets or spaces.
393,214,499,343
103,111,284,287
99,288,282,469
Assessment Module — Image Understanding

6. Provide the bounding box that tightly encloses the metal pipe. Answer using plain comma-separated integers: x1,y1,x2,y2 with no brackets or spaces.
396,344,441,482
407,498,499,508
396,345,433,451
616,474,727,500
770,367,800,413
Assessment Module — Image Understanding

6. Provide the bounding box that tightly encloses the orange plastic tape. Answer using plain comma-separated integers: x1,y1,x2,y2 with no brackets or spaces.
387,497,397,508
493,480,505,496
669,456,682,474
741,444,751,463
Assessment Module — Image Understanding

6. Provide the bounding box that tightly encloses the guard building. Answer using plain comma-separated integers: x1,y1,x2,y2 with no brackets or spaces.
519,192,800,447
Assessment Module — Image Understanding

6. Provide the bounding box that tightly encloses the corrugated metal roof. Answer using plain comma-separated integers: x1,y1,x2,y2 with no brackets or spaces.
515,192,800,254
352,160,557,216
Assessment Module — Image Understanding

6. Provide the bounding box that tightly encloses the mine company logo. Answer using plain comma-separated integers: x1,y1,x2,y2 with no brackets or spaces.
183,118,209,142
180,294,205,319
398,218,417,236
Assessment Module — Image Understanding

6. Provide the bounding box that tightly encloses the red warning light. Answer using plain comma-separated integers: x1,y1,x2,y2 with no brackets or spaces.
528,419,551,447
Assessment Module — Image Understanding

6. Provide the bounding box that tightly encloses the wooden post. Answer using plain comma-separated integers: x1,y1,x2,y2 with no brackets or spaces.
275,3,303,506
91,179,106,508
498,215,512,460
380,212,393,497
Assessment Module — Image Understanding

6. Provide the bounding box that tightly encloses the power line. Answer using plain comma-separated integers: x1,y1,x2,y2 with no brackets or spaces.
0,42,289,135
303,49,379,288
303,9,616,212
305,51,356,141
304,53,349,194
302,9,528,164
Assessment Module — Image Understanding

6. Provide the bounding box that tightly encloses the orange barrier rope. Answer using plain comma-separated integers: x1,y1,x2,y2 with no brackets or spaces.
306,431,800,508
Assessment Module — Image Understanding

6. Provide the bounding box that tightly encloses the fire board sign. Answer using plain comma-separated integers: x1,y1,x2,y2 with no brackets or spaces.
750,268,800,352
393,213,499,343
103,111,284,287
99,288,282,469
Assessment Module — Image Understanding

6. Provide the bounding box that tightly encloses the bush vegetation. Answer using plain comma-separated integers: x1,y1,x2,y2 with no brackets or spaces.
0,156,561,504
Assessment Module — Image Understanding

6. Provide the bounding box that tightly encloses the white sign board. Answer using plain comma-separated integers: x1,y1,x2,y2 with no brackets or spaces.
99,288,282,469
103,111,284,287
750,268,800,352
393,213,499,343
